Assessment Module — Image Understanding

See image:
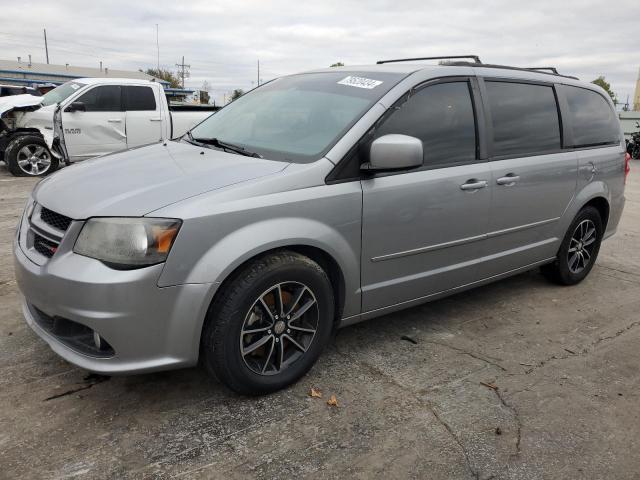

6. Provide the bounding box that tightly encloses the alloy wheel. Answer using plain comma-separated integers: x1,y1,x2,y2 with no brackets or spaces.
16,144,52,176
240,281,319,376
567,219,597,274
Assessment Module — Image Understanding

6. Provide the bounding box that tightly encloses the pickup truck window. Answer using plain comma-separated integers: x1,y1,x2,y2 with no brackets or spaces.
41,81,86,106
77,85,123,112
189,71,406,163
125,86,156,111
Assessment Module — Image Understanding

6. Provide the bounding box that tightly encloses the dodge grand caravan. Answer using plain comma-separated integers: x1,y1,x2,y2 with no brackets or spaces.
14,56,627,394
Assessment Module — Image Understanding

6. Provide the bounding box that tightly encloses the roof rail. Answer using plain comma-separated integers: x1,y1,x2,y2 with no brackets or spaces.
376,55,482,65
527,67,559,74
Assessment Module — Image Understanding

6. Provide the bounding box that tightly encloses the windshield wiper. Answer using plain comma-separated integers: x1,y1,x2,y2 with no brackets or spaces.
188,133,262,158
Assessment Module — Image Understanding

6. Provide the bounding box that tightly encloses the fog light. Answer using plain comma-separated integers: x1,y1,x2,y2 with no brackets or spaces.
93,331,102,350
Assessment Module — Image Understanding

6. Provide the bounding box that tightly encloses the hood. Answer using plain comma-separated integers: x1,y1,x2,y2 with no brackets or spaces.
0,94,43,117
34,141,289,218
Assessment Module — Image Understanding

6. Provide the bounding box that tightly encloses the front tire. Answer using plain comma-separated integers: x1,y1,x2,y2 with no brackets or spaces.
5,135,59,177
201,251,335,395
541,206,603,285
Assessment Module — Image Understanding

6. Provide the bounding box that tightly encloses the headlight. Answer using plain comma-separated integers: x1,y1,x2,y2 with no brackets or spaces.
73,218,182,268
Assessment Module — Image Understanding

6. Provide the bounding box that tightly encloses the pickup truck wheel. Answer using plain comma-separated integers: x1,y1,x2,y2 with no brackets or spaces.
5,135,59,177
541,206,603,285
201,251,334,395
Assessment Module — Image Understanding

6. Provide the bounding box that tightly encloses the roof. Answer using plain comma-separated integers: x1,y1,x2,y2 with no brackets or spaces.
0,59,170,85
306,61,585,86
72,77,159,85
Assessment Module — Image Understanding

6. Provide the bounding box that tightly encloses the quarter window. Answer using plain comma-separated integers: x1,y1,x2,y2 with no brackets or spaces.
562,86,619,147
374,81,477,168
125,86,156,111
485,81,561,156
76,85,122,112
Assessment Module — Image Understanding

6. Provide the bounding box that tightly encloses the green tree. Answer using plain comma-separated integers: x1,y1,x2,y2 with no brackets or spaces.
330,62,344,67
591,76,618,105
142,68,181,88
231,89,244,101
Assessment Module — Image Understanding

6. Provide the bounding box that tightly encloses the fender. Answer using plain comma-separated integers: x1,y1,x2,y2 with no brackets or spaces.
158,216,362,319
558,180,611,237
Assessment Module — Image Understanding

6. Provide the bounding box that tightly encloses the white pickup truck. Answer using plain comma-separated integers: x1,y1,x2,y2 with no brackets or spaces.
0,78,217,176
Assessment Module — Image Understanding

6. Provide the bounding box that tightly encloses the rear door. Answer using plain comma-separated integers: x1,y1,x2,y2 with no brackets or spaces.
62,84,126,160
124,85,163,148
360,79,492,312
481,79,578,275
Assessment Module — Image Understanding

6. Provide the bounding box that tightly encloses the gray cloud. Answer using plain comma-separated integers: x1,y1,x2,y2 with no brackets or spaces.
1,0,638,105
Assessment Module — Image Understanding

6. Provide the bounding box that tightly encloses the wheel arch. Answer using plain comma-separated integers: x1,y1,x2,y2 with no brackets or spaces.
569,180,611,231
206,244,347,331
582,196,610,230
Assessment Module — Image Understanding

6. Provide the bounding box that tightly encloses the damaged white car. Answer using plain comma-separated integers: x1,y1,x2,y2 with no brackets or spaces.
0,78,216,176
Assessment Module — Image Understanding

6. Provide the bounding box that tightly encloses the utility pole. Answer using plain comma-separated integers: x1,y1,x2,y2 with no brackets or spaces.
155,24,160,70
175,56,190,89
257,60,260,86
43,28,49,64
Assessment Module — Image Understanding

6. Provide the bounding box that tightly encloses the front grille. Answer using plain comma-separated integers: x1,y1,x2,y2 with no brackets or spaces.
33,233,58,258
40,207,72,232
30,305,115,358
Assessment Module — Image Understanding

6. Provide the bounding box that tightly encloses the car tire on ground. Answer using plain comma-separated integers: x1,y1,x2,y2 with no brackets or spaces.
201,250,335,395
5,135,59,177
541,206,603,285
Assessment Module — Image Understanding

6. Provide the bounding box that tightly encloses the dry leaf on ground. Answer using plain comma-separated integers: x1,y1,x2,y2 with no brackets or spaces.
309,388,322,398
327,395,339,407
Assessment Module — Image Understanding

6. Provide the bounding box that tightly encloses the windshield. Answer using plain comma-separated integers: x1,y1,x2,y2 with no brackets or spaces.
41,81,86,107
189,71,406,163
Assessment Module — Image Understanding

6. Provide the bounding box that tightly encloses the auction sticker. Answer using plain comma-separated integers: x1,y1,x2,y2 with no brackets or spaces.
337,76,383,89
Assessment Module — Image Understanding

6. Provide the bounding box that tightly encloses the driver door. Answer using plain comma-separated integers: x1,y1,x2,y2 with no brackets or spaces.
361,79,491,312
62,85,126,160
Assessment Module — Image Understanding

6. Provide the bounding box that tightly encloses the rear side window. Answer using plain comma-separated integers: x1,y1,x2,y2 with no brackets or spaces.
562,86,619,147
125,86,156,111
77,85,122,112
485,82,561,156
374,81,477,168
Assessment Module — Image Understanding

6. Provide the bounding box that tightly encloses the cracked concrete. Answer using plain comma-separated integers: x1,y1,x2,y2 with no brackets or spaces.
1,162,640,479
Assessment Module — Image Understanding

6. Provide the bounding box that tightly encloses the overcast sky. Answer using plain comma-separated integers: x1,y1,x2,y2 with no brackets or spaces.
1,0,638,106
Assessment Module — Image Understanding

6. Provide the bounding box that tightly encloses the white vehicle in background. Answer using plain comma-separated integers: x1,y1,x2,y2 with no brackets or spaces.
0,78,217,176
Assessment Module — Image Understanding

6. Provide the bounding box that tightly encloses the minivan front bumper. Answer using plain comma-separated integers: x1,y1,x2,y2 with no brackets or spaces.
14,214,215,375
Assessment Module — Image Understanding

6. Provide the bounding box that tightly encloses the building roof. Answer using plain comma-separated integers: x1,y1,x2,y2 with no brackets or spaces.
0,59,169,86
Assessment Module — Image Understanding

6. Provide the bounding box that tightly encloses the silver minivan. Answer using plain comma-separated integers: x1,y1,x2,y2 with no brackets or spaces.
14,57,628,394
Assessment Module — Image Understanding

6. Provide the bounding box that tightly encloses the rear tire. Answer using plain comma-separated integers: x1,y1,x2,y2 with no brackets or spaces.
5,135,59,177
201,250,334,395
541,206,603,285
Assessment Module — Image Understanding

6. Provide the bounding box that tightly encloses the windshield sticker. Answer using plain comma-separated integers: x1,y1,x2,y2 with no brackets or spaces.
337,76,383,89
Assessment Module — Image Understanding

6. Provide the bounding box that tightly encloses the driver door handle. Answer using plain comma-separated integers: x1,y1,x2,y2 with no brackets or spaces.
107,118,122,123
150,118,162,122
460,179,488,191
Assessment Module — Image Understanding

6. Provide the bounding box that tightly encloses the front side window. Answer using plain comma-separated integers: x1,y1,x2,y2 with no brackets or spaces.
562,85,619,147
76,85,122,112
486,81,561,157
374,81,477,168
189,71,406,163
41,81,86,106
125,86,156,111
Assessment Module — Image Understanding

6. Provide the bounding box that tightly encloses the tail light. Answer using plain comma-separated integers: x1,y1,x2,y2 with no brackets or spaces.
625,152,631,184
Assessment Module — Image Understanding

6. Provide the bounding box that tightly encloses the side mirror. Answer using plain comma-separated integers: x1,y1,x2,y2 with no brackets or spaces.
65,101,86,113
635,121,640,128
362,134,423,171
